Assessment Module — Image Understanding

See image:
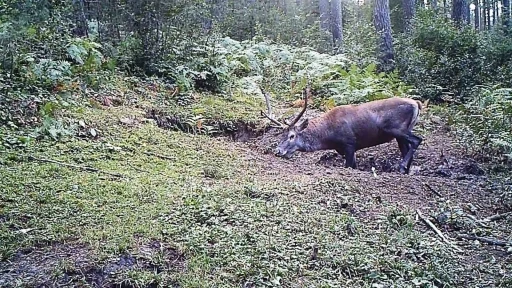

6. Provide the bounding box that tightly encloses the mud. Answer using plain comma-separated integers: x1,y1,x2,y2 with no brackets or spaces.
0,240,184,288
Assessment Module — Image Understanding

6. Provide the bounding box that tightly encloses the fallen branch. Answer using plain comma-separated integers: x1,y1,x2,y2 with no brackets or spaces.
423,182,442,197
144,151,175,161
457,234,511,247
416,209,463,252
484,212,511,222
26,155,125,178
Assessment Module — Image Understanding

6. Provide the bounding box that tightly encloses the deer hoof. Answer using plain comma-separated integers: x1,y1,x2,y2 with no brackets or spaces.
399,165,408,175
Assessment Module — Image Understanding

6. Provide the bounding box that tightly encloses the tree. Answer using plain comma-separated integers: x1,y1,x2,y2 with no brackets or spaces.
452,0,465,25
503,0,510,28
319,0,330,31
475,0,480,29
464,0,471,24
402,0,416,31
431,0,438,11
331,0,343,45
374,0,395,72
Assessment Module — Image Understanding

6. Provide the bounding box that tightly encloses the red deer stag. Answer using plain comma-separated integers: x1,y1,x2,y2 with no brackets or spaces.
260,85,423,174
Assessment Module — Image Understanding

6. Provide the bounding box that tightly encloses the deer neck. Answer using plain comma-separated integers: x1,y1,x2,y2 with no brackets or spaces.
299,124,330,152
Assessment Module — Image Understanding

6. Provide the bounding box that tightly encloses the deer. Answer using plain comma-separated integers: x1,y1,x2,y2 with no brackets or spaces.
260,85,423,174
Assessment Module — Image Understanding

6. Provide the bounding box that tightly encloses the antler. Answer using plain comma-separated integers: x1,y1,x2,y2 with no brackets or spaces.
259,82,311,129
287,84,310,127
260,88,287,128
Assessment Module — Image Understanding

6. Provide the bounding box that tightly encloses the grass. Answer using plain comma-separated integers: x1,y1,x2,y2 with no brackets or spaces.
0,103,494,288
1,85,511,287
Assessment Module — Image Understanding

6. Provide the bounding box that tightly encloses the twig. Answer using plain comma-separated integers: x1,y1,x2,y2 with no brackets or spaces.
423,182,443,197
126,162,151,173
25,155,124,178
143,151,175,161
416,209,463,252
464,214,491,229
457,234,511,247
484,212,511,222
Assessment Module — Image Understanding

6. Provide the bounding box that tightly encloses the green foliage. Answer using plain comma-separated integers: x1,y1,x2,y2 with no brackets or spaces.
310,63,413,107
214,1,334,53
155,37,410,109
450,85,512,161
395,9,512,102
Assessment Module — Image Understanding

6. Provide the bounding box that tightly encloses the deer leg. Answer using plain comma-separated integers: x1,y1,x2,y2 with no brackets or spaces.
396,138,410,159
344,146,357,169
398,133,422,174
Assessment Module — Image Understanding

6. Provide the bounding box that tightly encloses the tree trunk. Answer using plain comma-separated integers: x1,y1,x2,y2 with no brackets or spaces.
484,3,488,29
464,0,471,24
475,0,480,29
374,0,395,72
331,0,343,45
487,0,491,28
503,0,510,28
493,0,497,26
319,0,330,31
452,0,465,25
403,0,416,31
431,0,438,11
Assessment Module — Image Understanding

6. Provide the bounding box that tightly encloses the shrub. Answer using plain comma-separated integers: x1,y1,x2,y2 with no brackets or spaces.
395,9,512,102
450,85,512,161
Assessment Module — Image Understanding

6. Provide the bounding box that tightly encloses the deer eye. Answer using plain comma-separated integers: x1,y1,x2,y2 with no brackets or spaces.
289,134,295,140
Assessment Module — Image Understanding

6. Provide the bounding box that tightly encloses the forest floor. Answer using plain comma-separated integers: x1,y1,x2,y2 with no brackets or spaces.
1,87,511,287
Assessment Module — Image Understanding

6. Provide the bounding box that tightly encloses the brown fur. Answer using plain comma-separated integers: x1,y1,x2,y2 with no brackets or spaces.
274,96,423,174
303,97,421,151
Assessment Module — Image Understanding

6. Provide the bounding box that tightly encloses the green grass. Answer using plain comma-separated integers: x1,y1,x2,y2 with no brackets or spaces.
1,101,510,287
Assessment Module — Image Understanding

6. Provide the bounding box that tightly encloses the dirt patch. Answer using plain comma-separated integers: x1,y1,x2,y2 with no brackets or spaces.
0,240,185,288
250,125,489,179
226,122,510,223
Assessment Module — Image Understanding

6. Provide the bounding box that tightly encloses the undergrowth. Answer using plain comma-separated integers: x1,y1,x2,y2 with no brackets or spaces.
1,104,500,287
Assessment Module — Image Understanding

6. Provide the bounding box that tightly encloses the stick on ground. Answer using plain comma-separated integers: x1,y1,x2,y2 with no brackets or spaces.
26,155,125,178
416,209,463,253
144,151,176,161
423,182,443,197
457,234,511,246
484,212,511,222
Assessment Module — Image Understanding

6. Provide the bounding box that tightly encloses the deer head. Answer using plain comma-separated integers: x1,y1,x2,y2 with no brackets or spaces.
260,85,311,158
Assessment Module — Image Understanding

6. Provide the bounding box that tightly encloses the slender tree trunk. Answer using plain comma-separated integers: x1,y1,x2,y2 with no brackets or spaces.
374,0,395,72
452,0,465,25
475,0,480,29
492,0,498,26
487,0,491,28
403,0,416,31
319,0,330,31
331,0,343,45
432,0,438,11
503,0,510,28
464,0,471,24
484,4,488,29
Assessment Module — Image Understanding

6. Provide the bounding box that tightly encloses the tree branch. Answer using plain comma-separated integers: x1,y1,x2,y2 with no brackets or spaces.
457,234,511,246
416,209,463,252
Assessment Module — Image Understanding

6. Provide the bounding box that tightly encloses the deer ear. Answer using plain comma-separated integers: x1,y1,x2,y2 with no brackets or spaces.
297,119,309,131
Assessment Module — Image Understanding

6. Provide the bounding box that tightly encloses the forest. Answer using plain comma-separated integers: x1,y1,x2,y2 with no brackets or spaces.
0,0,511,287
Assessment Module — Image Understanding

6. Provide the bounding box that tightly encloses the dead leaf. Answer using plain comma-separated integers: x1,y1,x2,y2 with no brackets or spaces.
17,228,35,234
120,117,136,126
103,96,113,107
90,128,97,137
79,120,86,128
